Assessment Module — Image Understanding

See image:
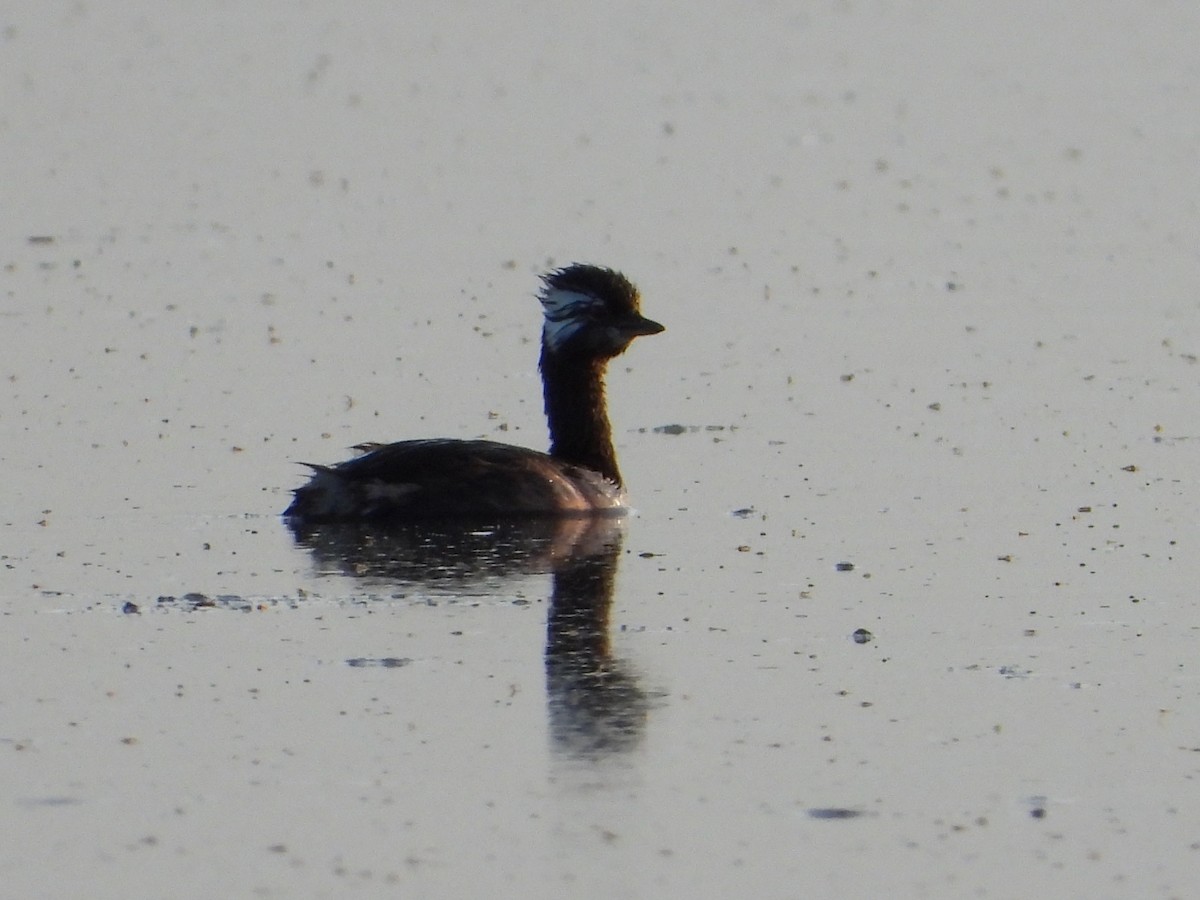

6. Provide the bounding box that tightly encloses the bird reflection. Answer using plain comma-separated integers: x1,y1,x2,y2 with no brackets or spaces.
544,523,648,758
288,516,647,757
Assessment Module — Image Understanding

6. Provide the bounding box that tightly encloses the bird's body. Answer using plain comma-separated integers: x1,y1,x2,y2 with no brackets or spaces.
283,264,662,523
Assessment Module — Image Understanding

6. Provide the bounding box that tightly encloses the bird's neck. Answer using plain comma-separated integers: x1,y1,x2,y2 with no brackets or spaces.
540,348,621,486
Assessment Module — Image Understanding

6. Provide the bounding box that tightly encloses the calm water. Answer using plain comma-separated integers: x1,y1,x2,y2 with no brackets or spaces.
4,3,1200,898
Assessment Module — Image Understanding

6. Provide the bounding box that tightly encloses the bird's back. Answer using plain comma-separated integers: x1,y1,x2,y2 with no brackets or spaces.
283,439,627,522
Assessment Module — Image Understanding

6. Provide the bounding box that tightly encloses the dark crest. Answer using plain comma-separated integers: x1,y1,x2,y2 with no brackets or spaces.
541,265,642,317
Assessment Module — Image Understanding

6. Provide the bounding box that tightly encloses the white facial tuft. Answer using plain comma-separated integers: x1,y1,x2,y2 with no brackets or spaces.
540,287,600,350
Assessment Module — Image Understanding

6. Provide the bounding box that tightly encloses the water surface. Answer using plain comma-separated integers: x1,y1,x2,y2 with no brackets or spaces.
3,3,1200,898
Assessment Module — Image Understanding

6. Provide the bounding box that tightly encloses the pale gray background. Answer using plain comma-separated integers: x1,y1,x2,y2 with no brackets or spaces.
3,2,1199,898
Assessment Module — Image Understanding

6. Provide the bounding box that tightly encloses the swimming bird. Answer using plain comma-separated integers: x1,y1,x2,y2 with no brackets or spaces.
283,264,663,522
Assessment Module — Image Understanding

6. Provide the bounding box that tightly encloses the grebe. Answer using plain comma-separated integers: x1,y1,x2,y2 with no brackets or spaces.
283,264,663,522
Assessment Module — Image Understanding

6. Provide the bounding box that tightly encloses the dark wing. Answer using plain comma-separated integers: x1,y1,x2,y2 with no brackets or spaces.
284,439,605,522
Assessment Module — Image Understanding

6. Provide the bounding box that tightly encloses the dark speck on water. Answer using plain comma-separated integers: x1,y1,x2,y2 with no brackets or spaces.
648,424,734,435
17,796,82,808
808,807,866,820
155,593,258,612
346,657,413,668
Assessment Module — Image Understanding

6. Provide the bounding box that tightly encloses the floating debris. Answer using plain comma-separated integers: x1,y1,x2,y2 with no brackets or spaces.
998,664,1032,679
346,657,413,668
16,796,81,808
851,628,873,644
808,807,865,820
155,592,257,612
648,424,734,435
835,562,855,572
